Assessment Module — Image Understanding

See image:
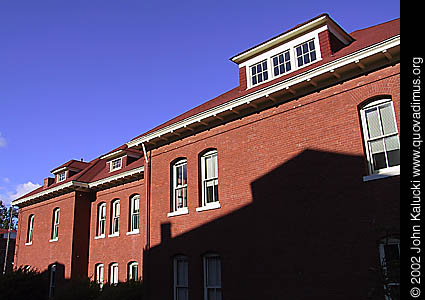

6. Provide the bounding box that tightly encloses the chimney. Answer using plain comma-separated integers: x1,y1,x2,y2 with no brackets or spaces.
44,177,55,188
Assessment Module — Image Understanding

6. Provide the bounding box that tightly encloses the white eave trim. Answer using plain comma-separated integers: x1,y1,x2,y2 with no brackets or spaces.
11,166,144,206
231,15,328,64
127,35,399,149
11,181,89,206
88,166,144,188
100,149,125,160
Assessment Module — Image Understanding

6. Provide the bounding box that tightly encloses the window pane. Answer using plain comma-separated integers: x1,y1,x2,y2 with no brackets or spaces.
370,139,385,154
258,73,263,82
372,152,387,170
310,51,316,62
251,66,256,75
274,67,279,76
309,40,315,50
257,64,261,73
177,288,188,300
365,108,381,138
252,76,257,85
272,56,278,66
304,53,310,64
302,43,308,53
387,150,400,167
262,61,267,70
286,62,291,72
263,71,268,81
380,103,397,135
296,46,302,56
208,289,217,300
278,54,283,64
297,57,303,67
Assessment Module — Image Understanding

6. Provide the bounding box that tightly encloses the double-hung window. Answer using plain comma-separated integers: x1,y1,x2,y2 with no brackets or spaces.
128,262,139,281
360,99,400,176
96,264,104,288
272,50,291,76
379,238,400,300
26,215,34,244
201,150,219,207
295,39,317,67
109,263,119,285
97,203,106,237
251,60,268,86
173,160,187,212
57,171,66,183
203,255,222,300
174,256,189,300
51,208,60,241
130,195,140,232
49,264,56,299
111,200,120,235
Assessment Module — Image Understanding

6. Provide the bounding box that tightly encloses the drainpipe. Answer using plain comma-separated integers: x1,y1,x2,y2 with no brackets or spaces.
141,143,151,298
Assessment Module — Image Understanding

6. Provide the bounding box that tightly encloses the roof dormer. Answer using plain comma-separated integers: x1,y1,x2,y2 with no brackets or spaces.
100,147,144,173
231,14,354,91
50,159,90,183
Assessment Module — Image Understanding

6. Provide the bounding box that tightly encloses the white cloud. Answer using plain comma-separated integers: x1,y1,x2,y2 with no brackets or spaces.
10,182,41,201
3,177,10,183
0,132,6,148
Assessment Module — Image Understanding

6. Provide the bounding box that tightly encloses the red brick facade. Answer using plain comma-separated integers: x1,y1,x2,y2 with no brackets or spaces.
12,14,400,300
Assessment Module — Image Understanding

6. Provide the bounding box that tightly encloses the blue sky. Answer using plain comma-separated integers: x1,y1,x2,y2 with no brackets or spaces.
0,0,399,206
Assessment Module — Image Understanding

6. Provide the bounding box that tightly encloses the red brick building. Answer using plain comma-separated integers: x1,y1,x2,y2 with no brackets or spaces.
12,14,400,300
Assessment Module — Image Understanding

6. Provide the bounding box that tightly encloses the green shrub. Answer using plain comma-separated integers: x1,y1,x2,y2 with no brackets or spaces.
0,267,47,300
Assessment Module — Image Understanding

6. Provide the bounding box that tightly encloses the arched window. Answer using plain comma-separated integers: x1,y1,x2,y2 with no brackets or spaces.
97,203,106,237
360,98,400,176
128,261,139,281
26,215,34,244
203,254,222,300
51,208,60,241
110,199,120,235
109,262,119,285
172,159,187,213
378,238,400,300
95,263,104,288
174,255,188,300
199,150,219,210
129,195,140,233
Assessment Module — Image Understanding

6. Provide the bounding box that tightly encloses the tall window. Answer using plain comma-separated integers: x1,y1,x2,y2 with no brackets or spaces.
128,261,139,281
250,60,268,86
295,39,317,67
26,215,34,244
173,159,187,212
203,255,222,300
49,264,56,299
51,208,60,240
109,263,119,285
97,203,106,237
360,99,400,174
130,195,140,232
379,238,400,300
111,200,120,235
201,150,219,206
95,264,104,288
174,256,189,300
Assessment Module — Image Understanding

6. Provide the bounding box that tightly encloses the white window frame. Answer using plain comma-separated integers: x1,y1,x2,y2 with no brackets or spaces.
26,215,34,245
197,150,220,212
271,49,292,77
49,264,56,299
129,195,140,233
110,199,120,236
50,208,60,241
96,264,104,288
110,157,123,172
171,159,188,214
57,171,66,183
379,238,400,300
203,254,222,300
128,261,139,281
250,60,269,86
109,263,119,285
174,256,189,300
96,203,106,238
294,39,318,68
360,99,400,181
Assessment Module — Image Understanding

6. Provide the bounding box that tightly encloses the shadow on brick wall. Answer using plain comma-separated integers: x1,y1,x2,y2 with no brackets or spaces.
144,149,400,300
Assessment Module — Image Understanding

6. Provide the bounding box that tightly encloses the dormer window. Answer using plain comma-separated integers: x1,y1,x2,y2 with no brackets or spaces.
57,171,66,183
110,157,122,172
272,50,291,76
251,60,268,86
295,39,317,67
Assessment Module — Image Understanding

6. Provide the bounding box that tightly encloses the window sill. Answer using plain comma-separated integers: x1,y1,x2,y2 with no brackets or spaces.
25,242,32,246
196,202,221,212
126,230,140,236
94,234,105,240
108,233,120,238
167,208,189,217
49,238,58,243
363,166,400,182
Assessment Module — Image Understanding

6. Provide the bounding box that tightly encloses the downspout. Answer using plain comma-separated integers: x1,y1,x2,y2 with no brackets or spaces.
141,142,151,298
